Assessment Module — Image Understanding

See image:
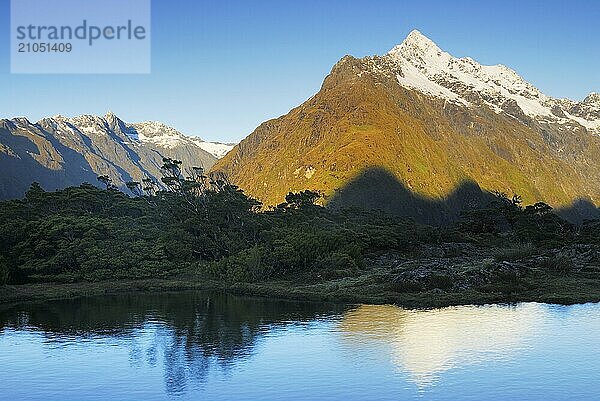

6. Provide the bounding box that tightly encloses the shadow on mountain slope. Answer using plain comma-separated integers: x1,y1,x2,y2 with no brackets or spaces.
556,199,600,225
327,166,600,225
0,121,101,199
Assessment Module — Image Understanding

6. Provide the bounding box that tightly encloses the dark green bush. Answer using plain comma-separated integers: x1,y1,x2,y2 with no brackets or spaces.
0,179,591,287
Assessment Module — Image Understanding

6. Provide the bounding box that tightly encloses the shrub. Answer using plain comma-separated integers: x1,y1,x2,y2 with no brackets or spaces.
312,252,359,280
538,253,574,276
205,246,273,283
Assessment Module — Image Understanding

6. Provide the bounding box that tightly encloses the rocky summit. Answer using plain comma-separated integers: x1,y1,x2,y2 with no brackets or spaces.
212,30,600,222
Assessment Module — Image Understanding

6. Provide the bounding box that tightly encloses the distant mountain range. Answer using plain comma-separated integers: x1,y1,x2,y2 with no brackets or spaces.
0,112,235,199
212,30,600,222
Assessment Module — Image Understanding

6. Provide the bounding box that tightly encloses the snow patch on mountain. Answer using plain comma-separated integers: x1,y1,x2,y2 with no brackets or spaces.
128,121,189,148
28,115,235,158
193,141,235,159
386,30,599,134
129,121,235,158
396,61,469,106
564,111,600,131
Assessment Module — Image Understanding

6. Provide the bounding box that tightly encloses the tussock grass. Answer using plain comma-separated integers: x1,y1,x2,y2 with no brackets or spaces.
539,253,574,276
493,243,537,262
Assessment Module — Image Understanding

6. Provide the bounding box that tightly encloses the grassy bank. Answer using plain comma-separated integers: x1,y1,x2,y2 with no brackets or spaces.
3,266,600,309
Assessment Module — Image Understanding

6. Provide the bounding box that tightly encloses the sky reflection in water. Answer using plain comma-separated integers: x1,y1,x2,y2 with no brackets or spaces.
0,292,599,400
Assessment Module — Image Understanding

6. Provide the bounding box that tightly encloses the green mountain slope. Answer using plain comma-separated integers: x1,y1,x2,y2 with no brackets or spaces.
212,35,600,217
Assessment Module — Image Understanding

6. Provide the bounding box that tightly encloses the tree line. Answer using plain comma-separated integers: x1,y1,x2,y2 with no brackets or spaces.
0,158,598,285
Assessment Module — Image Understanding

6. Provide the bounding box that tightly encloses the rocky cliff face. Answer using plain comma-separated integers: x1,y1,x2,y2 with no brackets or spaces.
0,113,218,199
212,30,599,220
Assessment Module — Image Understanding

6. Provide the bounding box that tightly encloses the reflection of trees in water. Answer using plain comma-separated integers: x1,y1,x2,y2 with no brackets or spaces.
0,291,346,395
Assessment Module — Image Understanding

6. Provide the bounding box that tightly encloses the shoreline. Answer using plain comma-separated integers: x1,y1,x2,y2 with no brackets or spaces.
2,276,600,309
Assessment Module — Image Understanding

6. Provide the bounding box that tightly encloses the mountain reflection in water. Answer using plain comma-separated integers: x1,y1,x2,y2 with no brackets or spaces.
337,303,546,386
0,291,346,396
1,292,599,401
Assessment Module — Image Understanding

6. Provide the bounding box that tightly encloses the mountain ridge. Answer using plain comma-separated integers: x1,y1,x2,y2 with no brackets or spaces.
386,30,599,133
212,30,600,221
0,113,235,199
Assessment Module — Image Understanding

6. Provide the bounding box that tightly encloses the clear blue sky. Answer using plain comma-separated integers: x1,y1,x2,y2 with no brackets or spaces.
1,0,598,142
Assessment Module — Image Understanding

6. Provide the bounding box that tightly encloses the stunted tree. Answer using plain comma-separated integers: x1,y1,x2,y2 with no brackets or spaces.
492,190,522,210
160,158,184,192
277,190,323,211
523,202,553,217
158,157,236,214
491,190,523,227
97,175,117,190
519,201,572,238
125,181,144,197
142,178,159,196
25,182,45,202
459,190,523,234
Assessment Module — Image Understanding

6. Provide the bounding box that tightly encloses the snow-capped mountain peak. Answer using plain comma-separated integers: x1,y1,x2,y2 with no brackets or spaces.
129,121,190,148
582,92,600,108
384,31,599,134
129,120,235,158
392,29,442,57
28,113,236,159
193,140,236,159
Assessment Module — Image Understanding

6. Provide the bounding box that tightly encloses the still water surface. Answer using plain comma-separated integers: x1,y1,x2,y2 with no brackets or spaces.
0,292,598,400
